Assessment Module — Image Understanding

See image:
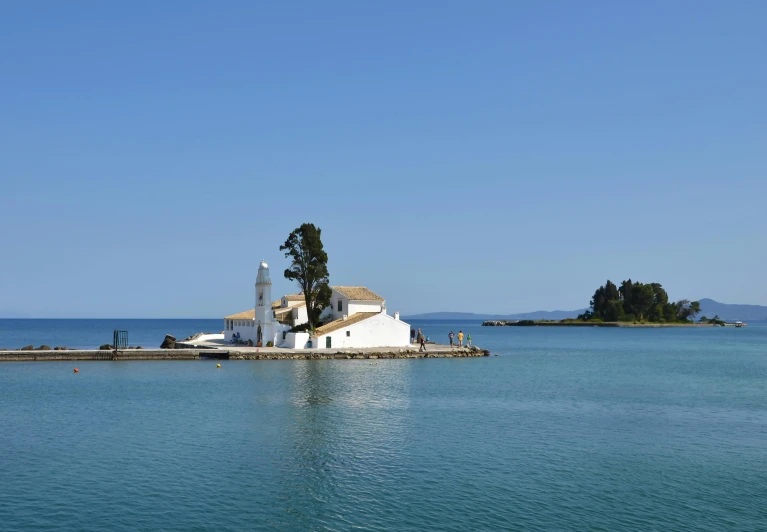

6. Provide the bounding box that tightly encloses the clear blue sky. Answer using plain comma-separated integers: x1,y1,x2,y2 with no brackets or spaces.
1,1,765,318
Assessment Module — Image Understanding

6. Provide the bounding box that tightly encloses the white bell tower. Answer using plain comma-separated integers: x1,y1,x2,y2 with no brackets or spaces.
255,260,272,323
252,259,288,347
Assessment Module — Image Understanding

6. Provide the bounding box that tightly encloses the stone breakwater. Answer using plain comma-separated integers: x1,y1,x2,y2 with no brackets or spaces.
0,349,211,362
0,346,490,362
228,346,490,360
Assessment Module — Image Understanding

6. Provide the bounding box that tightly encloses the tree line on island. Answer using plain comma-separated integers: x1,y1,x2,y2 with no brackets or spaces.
576,279,723,324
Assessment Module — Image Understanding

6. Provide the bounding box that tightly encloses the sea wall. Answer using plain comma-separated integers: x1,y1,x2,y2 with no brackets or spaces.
0,349,217,362
0,346,490,362
228,347,490,360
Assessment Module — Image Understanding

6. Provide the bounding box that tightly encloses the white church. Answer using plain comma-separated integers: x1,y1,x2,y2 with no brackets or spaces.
223,261,411,349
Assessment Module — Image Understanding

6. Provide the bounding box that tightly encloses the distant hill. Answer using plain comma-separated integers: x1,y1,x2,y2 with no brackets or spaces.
698,298,767,321
404,309,587,321
406,299,767,322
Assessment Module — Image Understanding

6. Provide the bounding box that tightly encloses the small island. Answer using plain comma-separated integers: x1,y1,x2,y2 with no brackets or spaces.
484,279,745,327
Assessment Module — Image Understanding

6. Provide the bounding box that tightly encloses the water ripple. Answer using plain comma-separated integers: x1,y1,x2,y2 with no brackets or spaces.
1,351,766,530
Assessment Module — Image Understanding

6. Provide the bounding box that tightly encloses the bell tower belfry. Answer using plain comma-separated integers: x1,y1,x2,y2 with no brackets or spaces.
255,260,272,323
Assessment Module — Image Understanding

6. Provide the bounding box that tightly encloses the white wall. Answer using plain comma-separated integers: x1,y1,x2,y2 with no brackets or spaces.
328,290,384,321
347,300,383,316
284,332,311,349
329,291,350,321
293,306,309,326
227,319,256,343
313,313,410,349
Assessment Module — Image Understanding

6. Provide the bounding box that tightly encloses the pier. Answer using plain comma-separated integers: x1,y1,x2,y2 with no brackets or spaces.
0,345,489,362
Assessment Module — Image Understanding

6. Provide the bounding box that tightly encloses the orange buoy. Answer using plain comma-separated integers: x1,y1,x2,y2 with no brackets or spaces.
73,368,79,373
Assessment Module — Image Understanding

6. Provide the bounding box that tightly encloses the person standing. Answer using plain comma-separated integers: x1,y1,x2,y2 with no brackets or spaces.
467,333,472,347
448,330,455,347
410,327,416,344
417,328,422,344
457,330,464,347
419,335,427,352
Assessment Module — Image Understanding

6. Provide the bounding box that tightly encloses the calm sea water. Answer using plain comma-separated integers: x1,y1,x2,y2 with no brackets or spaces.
1,320,766,530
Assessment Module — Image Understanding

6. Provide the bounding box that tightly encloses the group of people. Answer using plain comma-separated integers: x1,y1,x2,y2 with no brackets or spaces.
410,327,471,351
448,330,470,348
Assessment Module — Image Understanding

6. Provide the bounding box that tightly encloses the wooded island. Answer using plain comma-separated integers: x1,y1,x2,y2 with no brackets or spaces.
484,280,732,327
577,279,700,323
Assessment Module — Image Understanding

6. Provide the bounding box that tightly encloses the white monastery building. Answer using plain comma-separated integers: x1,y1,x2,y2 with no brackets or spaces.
223,261,410,349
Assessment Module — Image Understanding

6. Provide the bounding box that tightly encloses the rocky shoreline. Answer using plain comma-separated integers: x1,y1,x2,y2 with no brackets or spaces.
228,346,490,360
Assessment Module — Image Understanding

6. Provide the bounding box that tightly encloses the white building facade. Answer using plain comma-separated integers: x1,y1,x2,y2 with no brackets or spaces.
223,263,410,349
223,261,292,347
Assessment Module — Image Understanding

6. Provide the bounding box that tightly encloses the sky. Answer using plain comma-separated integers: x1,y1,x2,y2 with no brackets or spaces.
1,1,765,318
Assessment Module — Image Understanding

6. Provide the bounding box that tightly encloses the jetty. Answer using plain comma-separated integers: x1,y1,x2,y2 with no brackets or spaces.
0,345,490,362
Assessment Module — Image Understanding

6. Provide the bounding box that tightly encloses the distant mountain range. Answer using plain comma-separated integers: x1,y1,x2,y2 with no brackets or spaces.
406,299,767,322
697,298,767,321
404,309,588,321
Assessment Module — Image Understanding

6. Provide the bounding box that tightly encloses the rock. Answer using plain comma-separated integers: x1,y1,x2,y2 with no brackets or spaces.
136,346,142,349
160,334,176,349
54,346,66,351
20,345,34,351
483,350,491,357
99,344,114,350
36,345,51,350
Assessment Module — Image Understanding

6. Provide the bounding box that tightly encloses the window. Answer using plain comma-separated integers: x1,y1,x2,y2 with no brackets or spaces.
346,331,350,337
338,300,343,312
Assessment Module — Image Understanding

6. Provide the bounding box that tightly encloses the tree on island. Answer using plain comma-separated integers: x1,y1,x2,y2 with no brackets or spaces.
280,223,332,330
578,279,700,323
698,314,725,325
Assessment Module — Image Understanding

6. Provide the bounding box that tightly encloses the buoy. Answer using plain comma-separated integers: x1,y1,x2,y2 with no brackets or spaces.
216,363,221,368
73,368,79,373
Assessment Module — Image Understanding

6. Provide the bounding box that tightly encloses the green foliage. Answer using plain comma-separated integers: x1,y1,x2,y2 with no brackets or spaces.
699,314,725,325
585,279,699,323
280,223,332,329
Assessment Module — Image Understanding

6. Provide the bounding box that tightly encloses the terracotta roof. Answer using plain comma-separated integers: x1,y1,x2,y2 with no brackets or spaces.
331,286,385,301
225,309,255,320
311,312,378,337
274,301,306,315
271,294,305,309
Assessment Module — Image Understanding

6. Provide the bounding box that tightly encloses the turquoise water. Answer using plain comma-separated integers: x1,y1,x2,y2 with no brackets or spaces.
1,323,766,530
0,319,223,350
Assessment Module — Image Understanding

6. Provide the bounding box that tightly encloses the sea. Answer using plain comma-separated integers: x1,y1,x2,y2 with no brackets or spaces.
1,319,766,531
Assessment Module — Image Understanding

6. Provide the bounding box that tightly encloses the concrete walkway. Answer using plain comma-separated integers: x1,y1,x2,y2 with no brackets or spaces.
182,336,470,355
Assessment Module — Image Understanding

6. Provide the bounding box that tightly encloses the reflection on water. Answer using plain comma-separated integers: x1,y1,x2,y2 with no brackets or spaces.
271,361,414,529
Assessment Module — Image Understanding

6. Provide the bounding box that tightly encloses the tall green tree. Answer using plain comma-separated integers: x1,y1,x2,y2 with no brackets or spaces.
590,280,621,319
280,223,332,329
